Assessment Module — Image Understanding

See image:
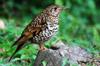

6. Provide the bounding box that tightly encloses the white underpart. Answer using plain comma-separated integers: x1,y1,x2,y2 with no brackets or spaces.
32,16,59,43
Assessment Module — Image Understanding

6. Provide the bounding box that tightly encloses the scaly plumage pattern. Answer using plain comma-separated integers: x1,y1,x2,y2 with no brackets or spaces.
9,5,63,61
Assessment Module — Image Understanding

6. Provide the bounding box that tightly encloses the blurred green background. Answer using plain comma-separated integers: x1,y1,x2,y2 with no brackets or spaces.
0,0,100,66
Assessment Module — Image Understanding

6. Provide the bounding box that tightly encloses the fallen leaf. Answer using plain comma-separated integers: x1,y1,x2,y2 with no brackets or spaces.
0,19,5,29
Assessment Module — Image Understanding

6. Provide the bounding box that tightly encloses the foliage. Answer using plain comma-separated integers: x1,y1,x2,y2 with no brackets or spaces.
0,0,100,66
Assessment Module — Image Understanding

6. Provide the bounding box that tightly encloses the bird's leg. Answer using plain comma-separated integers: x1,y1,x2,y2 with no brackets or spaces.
39,43,47,51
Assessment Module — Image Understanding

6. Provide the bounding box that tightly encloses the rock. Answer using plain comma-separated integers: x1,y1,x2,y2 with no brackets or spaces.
33,41,94,66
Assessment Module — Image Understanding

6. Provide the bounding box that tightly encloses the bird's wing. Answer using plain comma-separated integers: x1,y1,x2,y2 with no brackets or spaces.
9,14,46,61
23,14,46,37
12,13,46,47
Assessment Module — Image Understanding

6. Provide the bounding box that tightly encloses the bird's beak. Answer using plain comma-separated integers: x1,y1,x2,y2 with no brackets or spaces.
62,7,70,11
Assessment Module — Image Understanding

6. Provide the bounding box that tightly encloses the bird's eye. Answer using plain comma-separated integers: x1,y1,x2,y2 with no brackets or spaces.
54,7,57,11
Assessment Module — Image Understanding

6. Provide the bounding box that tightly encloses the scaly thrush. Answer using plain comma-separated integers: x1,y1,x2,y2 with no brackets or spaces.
9,5,64,61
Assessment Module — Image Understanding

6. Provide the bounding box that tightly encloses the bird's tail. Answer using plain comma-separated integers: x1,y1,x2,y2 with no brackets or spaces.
8,35,28,62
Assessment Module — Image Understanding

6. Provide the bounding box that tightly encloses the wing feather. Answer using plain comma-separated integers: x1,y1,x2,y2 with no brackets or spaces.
9,13,47,61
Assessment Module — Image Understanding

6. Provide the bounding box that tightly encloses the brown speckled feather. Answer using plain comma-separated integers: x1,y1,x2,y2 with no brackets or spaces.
9,5,63,61
9,14,46,61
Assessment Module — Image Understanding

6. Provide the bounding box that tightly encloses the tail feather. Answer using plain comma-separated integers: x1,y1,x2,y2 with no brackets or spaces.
11,35,24,47
8,43,24,62
9,36,28,62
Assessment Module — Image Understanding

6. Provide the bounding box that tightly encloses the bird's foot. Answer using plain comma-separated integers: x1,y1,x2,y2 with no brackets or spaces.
39,47,48,51
39,43,48,51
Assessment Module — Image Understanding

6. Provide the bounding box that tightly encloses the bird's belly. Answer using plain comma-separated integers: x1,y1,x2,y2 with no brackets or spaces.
31,26,58,43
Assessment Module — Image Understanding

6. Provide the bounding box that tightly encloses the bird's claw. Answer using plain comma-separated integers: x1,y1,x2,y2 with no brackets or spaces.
39,47,47,51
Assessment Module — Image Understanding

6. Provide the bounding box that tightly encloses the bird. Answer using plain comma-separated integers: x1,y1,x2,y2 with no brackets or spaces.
9,4,64,61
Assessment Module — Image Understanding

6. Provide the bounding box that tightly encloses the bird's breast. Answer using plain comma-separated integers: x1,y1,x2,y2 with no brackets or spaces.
31,18,59,43
47,21,59,32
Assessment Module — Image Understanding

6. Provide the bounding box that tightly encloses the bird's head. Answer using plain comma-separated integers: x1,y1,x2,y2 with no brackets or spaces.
44,5,63,17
